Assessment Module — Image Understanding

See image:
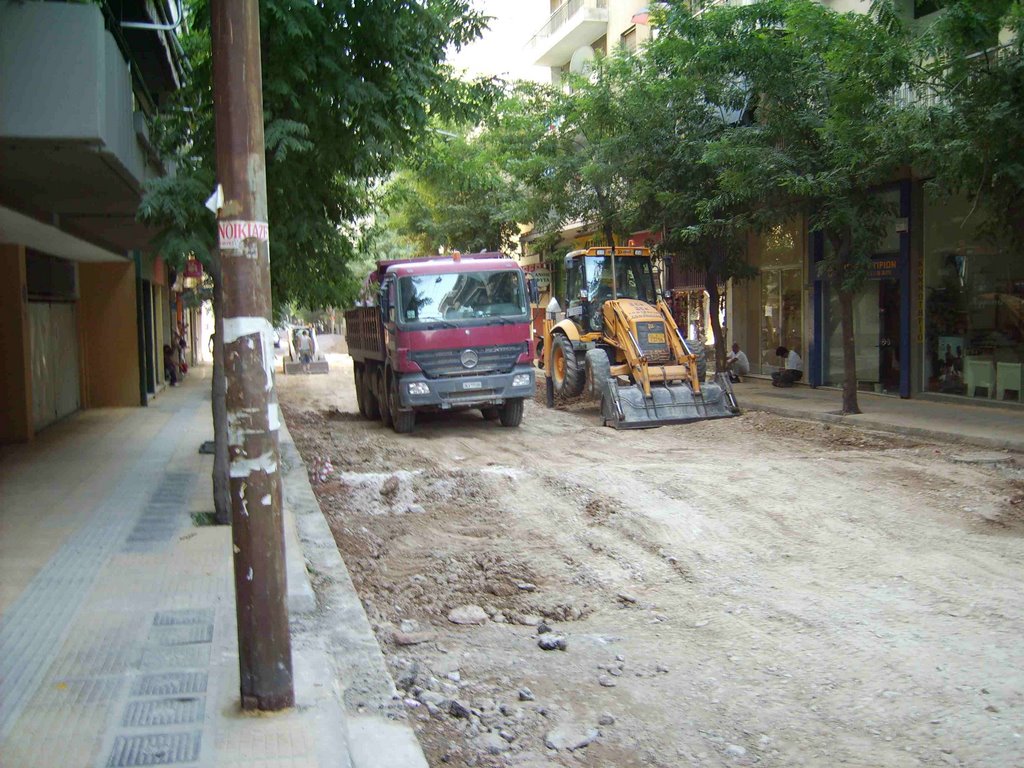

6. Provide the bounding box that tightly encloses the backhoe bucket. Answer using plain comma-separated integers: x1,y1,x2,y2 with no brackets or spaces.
600,373,739,429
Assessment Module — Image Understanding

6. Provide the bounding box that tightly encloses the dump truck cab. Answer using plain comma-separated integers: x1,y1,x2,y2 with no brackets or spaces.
541,246,738,429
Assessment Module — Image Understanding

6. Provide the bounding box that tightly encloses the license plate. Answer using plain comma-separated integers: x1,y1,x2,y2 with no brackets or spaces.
462,381,482,390
647,333,666,344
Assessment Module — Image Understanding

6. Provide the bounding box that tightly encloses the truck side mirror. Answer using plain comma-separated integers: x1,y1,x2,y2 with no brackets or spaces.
379,285,390,321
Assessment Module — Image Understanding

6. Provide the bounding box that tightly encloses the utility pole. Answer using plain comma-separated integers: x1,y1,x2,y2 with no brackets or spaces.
210,0,294,711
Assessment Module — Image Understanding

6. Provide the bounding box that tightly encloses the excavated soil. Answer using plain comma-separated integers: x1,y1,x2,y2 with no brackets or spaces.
279,355,1024,768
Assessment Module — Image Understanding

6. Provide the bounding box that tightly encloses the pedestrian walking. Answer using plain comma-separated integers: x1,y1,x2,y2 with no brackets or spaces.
297,329,313,374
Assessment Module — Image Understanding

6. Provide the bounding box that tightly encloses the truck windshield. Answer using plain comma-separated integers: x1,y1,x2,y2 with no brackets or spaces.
397,270,528,325
583,256,656,304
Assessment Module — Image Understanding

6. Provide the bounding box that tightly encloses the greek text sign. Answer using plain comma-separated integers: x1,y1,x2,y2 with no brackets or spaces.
218,220,269,251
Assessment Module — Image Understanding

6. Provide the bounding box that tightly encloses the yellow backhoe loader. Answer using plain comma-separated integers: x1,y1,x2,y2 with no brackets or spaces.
540,246,739,428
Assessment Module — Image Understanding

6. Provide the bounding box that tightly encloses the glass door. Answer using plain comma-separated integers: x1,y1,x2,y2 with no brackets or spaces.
759,266,804,374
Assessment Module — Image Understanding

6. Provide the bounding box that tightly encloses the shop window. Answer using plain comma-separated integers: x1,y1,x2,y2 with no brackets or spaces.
923,195,1023,401
748,221,805,375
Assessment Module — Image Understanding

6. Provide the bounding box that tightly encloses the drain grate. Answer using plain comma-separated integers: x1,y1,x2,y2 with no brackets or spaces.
140,645,211,670
153,609,214,627
107,731,201,766
148,624,213,646
122,697,205,727
131,672,208,697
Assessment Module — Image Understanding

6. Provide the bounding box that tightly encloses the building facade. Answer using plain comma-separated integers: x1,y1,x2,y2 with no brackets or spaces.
0,0,185,442
524,0,1023,406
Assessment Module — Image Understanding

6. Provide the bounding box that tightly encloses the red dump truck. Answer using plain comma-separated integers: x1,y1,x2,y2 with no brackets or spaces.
344,253,536,433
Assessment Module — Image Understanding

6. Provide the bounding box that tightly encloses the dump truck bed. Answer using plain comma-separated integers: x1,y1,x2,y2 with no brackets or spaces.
344,306,385,363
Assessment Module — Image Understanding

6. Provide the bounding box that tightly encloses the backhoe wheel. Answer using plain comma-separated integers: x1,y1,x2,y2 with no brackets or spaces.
481,406,500,421
362,365,380,420
498,398,524,427
584,348,612,400
551,333,585,399
683,339,708,384
388,370,416,434
379,368,393,428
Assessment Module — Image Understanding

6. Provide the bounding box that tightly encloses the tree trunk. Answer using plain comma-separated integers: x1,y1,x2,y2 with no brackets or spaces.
209,258,231,525
837,286,861,415
705,271,726,373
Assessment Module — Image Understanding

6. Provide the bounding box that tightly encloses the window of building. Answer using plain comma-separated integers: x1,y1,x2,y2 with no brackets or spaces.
922,195,1023,401
620,25,638,52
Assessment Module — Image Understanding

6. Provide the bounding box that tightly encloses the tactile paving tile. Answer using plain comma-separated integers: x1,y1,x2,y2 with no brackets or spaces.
106,731,201,766
130,672,208,698
122,697,205,727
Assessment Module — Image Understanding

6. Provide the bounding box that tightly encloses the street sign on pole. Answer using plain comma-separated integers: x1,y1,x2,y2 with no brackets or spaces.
210,0,294,712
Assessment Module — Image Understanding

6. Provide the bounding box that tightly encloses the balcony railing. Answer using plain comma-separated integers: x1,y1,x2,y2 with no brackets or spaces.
528,0,608,48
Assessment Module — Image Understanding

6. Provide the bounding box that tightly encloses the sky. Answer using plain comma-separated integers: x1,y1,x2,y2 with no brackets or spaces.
446,0,550,83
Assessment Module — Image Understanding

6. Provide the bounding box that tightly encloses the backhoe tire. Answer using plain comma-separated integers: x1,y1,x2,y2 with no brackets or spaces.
481,406,500,421
551,333,584,399
499,398,524,427
584,348,612,400
683,338,707,384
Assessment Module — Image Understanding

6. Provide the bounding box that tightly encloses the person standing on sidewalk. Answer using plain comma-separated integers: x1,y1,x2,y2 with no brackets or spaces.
772,345,803,387
297,330,313,374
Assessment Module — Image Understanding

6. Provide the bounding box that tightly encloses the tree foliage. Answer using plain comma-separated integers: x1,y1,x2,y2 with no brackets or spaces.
139,0,488,312
910,0,1024,253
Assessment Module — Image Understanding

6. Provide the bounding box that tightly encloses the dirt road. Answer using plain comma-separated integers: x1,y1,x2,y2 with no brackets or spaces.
278,355,1024,768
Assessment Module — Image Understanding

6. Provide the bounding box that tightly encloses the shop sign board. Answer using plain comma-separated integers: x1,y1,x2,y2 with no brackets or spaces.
534,269,551,292
868,256,899,280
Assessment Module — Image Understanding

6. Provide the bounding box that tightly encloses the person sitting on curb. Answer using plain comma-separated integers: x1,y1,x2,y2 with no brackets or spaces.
725,343,750,383
771,345,803,387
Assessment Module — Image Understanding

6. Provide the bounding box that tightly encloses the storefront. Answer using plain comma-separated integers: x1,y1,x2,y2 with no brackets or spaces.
732,219,808,376
811,185,912,397
921,194,1023,402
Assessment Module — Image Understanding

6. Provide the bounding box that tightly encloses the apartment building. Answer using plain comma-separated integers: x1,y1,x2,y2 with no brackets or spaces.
523,0,1023,407
0,0,185,442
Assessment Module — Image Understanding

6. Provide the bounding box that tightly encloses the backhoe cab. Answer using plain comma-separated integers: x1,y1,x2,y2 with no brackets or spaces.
541,246,739,428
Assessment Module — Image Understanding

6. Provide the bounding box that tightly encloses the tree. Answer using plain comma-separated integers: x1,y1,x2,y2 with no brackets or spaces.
382,122,524,254
139,0,487,520
910,0,1024,254
662,0,913,413
492,55,642,249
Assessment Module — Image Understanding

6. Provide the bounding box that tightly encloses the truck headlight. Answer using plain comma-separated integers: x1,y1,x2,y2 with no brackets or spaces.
512,373,532,388
407,382,430,395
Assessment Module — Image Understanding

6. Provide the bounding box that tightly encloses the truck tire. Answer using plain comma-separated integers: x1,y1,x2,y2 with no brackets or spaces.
362,366,380,420
551,333,584,399
499,398,524,427
584,348,612,399
683,338,707,384
480,407,500,421
378,368,393,428
354,365,366,416
387,369,415,434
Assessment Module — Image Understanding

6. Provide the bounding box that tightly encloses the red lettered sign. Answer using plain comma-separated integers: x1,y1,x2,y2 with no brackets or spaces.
218,220,270,251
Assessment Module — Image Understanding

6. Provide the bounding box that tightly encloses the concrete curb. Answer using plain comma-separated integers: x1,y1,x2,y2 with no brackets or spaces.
744,404,1024,453
278,420,429,768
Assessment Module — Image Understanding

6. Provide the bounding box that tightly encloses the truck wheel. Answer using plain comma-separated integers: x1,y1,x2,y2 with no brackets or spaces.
551,333,584,399
387,371,415,434
682,338,707,384
480,407,500,421
362,366,380,420
499,398,524,427
354,366,366,416
379,368,393,428
584,348,612,399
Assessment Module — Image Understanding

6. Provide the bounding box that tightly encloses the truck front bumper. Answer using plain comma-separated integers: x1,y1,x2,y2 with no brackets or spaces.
399,366,536,410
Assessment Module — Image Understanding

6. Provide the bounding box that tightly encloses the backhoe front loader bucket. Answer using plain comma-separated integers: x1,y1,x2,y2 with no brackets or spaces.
600,372,739,429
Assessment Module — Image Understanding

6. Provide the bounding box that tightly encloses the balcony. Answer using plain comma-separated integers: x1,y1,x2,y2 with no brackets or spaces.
528,0,609,68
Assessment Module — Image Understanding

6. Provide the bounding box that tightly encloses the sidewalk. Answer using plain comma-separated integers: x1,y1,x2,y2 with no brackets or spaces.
0,368,426,768
734,376,1024,452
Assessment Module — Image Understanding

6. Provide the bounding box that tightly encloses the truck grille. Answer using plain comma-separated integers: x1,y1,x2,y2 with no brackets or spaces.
410,343,526,379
